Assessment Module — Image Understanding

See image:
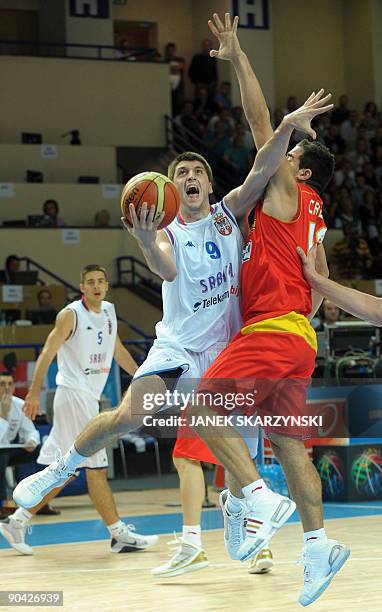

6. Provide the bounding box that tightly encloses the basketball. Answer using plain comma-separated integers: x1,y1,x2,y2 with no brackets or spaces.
121,171,180,230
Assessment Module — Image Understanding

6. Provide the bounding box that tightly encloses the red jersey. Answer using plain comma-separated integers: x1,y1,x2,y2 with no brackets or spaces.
241,182,326,326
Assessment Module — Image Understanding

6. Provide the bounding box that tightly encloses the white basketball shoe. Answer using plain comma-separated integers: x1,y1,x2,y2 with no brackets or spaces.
219,489,246,560
0,517,33,555
152,536,208,578
13,457,75,509
110,523,158,553
237,490,296,562
299,538,350,606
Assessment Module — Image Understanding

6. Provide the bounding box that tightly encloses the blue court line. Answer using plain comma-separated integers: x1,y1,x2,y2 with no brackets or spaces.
1,501,381,550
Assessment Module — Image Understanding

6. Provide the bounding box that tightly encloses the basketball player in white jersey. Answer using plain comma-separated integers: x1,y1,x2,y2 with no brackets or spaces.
0,265,158,555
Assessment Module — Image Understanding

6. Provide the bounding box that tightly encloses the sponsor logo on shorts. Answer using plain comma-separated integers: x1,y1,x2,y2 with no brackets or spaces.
193,285,239,312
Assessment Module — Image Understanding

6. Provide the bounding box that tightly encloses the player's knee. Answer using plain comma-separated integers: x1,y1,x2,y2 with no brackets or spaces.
111,405,131,436
173,456,200,475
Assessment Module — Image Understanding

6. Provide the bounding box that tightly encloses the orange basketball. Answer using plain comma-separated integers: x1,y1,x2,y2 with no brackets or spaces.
121,172,180,230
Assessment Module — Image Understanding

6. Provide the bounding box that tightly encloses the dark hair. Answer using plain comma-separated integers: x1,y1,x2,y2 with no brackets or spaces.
37,288,52,300
168,151,213,182
298,139,335,194
43,199,59,215
81,264,107,283
0,370,13,378
5,254,19,269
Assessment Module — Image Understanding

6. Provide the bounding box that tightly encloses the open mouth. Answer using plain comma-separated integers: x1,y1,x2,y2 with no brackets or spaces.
185,184,200,197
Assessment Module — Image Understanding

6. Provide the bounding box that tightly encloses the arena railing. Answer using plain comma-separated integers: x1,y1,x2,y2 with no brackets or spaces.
0,39,158,61
19,256,154,341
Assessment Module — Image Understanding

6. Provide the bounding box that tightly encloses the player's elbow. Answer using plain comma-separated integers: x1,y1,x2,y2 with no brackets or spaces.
162,268,177,282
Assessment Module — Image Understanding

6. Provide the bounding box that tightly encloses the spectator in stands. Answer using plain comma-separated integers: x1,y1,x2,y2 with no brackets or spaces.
311,299,342,331
0,371,40,518
188,39,218,102
340,109,359,150
370,124,382,154
363,162,379,189
0,255,20,284
193,86,213,126
331,94,350,126
334,196,362,232
213,81,232,111
94,209,111,228
203,120,232,158
223,132,252,182
36,288,56,312
165,42,185,116
207,106,235,136
331,223,373,279
334,158,355,187
347,138,370,171
324,124,346,155
235,122,254,153
174,101,204,147
283,95,297,115
351,172,371,208
40,200,66,228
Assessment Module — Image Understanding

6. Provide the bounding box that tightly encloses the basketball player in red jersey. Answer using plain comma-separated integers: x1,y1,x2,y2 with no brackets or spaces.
186,13,350,607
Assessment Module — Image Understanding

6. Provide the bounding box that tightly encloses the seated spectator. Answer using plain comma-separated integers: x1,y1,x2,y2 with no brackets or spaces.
347,138,370,171
362,162,379,189
203,120,232,158
324,124,346,155
0,255,20,284
193,86,213,126
213,81,232,111
207,107,235,136
331,94,350,126
370,124,382,154
174,101,204,142
0,371,40,513
26,288,58,324
359,191,380,252
223,133,252,181
165,42,185,116
334,158,355,187
351,172,371,208
283,95,297,115
340,109,359,150
331,223,373,279
37,288,57,312
40,200,66,227
235,123,254,154
334,196,362,232
94,209,111,228
311,299,341,330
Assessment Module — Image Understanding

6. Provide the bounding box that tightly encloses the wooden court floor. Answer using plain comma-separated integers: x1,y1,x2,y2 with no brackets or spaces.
1,489,381,612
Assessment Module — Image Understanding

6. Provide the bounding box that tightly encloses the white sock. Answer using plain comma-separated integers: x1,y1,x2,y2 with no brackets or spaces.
182,525,201,548
11,507,33,526
226,491,245,514
242,478,269,505
64,444,87,472
107,520,124,535
304,528,327,545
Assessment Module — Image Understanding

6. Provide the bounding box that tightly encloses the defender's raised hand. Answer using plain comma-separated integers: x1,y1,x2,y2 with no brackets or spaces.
208,13,242,62
283,89,333,139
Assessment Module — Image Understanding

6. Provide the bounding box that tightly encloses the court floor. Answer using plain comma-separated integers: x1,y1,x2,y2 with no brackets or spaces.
1,489,381,612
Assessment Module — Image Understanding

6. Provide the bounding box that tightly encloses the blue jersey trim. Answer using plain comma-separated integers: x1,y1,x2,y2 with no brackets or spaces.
221,199,239,228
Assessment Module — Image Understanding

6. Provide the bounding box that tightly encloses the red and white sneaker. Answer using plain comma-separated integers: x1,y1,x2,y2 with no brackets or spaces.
238,490,296,562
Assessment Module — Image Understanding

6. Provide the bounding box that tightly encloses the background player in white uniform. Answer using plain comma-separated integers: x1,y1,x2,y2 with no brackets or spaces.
1,265,157,555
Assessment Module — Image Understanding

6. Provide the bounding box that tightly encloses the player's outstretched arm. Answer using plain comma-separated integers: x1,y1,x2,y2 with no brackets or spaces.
308,244,329,320
124,202,177,282
113,335,138,377
24,309,74,419
208,12,272,149
297,246,382,326
226,90,333,219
